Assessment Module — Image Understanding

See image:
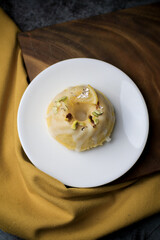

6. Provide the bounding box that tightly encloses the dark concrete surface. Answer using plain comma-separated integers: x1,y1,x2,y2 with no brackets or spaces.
0,0,160,31
0,0,160,239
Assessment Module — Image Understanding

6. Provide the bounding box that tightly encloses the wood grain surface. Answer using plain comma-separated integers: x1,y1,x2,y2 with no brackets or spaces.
18,3,160,183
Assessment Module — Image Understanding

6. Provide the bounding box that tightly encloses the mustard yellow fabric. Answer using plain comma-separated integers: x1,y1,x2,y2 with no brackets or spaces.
0,8,160,240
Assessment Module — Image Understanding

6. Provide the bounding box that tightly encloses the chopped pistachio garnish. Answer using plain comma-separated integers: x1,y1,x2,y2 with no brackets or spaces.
93,117,99,125
57,96,68,102
88,115,99,127
52,106,58,114
92,111,98,117
71,120,78,130
56,102,61,107
63,105,68,111
92,109,103,117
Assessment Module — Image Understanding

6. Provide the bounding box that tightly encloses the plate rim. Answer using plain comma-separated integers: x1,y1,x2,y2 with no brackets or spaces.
17,58,149,188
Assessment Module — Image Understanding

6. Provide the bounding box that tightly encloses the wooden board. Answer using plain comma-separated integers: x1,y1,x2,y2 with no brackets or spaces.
18,3,160,183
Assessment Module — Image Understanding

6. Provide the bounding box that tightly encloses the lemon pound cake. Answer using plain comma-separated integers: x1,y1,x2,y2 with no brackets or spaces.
46,85,115,151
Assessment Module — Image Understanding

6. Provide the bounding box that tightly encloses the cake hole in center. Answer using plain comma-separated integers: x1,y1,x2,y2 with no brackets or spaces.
75,111,87,121
74,104,88,121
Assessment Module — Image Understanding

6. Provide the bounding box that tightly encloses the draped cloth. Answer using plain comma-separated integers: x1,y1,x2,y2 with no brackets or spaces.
0,8,160,240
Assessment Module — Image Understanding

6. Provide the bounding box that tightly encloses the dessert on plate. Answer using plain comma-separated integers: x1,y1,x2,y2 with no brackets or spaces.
46,85,115,151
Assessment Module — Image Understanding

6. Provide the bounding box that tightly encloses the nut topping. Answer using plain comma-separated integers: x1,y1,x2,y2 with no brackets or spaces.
57,96,68,102
92,109,103,117
71,120,79,130
65,113,73,121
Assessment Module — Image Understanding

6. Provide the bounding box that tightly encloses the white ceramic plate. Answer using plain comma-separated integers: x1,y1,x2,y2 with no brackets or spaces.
17,58,149,188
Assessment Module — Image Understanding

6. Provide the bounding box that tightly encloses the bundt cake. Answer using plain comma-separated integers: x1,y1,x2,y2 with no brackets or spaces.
46,85,115,151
